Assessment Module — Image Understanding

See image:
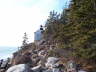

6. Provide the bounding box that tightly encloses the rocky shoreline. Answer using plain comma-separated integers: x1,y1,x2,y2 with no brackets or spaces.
0,42,87,72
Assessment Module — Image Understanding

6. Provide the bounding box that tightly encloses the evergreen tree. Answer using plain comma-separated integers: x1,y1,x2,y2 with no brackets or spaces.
44,10,60,40
22,32,28,46
67,0,96,61
43,0,96,63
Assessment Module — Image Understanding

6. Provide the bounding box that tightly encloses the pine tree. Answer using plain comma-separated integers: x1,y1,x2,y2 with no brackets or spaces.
43,0,96,62
44,11,60,40
22,32,28,46
67,0,96,61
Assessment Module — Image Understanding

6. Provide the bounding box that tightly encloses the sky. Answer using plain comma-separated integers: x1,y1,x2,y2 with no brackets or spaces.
0,0,70,47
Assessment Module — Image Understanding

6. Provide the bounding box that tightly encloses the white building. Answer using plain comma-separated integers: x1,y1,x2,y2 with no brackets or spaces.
34,29,43,45
34,30,42,40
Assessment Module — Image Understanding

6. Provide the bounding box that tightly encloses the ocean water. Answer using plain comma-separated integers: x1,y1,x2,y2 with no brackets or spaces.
0,46,18,59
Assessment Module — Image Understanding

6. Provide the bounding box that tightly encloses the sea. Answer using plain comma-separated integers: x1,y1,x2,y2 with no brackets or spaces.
0,46,18,59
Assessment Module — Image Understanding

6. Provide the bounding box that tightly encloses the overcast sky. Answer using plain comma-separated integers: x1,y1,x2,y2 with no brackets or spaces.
0,0,70,47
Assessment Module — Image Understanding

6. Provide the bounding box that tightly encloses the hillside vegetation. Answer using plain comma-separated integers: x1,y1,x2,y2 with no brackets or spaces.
43,0,96,67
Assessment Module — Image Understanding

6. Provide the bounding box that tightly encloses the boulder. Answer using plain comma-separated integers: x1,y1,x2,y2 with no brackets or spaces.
32,65,53,72
12,52,33,67
66,60,77,72
38,50,46,56
45,57,59,68
31,65,43,72
52,68,61,72
43,69,53,72
78,70,87,72
0,60,9,69
6,64,32,72
45,57,65,72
